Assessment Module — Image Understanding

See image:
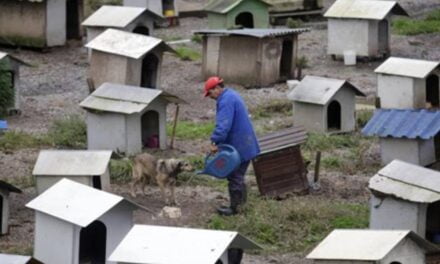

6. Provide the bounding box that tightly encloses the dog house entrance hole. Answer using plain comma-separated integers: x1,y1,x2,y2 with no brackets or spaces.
79,220,106,264
0,194,3,229
133,26,150,36
327,100,341,130
280,39,293,79
92,176,102,189
141,54,159,88
426,201,440,243
427,74,440,108
378,19,389,55
142,110,160,148
235,12,254,28
66,0,81,39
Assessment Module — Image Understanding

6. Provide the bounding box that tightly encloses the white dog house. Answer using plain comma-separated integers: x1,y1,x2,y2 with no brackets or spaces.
375,57,440,109
0,254,43,264
109,225,261,264
288,75,365,133
80,82,184,155
362,109,440,166
82,5,164,43
369,160,440,243
32,150,112,194
26,179,143,264
307,229,438,264
0,180,21,235
85,29,174,89
324,0,408,59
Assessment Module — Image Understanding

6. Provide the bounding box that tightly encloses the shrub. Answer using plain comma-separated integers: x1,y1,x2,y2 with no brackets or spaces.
109,158,132,184
47,114,87,148
0,60,14,117
191,34,203,44
286,18,303,29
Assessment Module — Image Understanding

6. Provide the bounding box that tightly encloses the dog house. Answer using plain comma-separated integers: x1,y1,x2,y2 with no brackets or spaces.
195,28,309,87
324,0,408,59
80,82,185,155
86,28,174,89
204,0,271,29
253,126,308,197
0,180,21,235
369,160,440,244
362,109,440,166
0,52,29,114
307,229,438,264
0,254,43,264
109,225,261,264
375,57,440,109
82,5,164,43
288,75,366,133
26,179,144,264
123,0,178,19
32,150,113,194
0,0,84,48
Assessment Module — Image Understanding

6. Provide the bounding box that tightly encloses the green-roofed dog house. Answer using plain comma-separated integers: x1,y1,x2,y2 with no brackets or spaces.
204,0,271,29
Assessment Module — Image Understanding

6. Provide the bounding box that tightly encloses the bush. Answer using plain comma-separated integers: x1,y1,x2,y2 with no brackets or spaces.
48,114,87,148
286,18,303,29
109,158,132,184
356,110,373,129
0,60,14,117
191,34,203,44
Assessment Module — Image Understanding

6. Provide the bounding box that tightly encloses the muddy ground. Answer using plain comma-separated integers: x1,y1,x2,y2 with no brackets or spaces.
1,0,440,263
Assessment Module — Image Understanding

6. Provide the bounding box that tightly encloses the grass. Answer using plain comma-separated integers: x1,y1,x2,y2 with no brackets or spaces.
167,121,214,140
0,130,49,151
109,158,133,184
191,34,203,44
393,9,440,35
206,194,369,253
174,47,202,61
356,110,374,129
303,133,359,152
249,99,292,120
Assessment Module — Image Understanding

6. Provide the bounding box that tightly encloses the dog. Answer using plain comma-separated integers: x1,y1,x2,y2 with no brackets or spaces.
130,153,193,205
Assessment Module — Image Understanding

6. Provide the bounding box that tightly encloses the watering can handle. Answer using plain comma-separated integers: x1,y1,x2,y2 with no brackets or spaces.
204,144,231,163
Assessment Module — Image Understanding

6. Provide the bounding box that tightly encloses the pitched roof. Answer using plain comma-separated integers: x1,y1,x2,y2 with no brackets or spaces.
32,150,112,176
109,225,261,264
258,126,307,154
287,75,365,105
324,0,408,20
80,82,185,114
307,229,438,261
0,254,42,264
204,0,271,14
82,5,163,28
85,29,174,59
0,52,30,66
26,179,137,227
0,180,22,193
369,160,440,203
362,109,440,139
375,57,440,79
194,28,309,38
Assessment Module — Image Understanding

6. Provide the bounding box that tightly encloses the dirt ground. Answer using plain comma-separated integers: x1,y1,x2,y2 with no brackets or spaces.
1,0,440,263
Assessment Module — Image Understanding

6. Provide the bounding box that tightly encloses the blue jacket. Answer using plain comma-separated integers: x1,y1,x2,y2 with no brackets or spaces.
210,88,260,162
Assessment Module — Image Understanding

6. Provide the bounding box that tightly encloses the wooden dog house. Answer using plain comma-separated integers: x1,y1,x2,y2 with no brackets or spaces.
0,180,21,235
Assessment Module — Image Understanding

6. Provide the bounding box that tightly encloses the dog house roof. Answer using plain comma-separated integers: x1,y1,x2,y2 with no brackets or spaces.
32,150,112,176
109,224,261,264
26,179,140,227
369,160,440,203
80,82,185,114
0,254,43,264
0,52,30,66
204,0,271,14
258,126,307,155
82,5,163,28
375,57,440,79
288,75,365,105
324,0,408,20
0,180,22,193
85,29,174,59
307,229,438,261
194,28,309,38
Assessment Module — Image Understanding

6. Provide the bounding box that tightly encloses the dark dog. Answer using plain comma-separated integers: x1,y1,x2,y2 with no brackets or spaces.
130,153,193,205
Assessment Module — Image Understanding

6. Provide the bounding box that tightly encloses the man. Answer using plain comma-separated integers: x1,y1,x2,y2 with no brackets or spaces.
204,76,260,216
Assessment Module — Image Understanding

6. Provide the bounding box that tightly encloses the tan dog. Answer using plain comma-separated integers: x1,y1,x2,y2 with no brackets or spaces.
130,153,193,205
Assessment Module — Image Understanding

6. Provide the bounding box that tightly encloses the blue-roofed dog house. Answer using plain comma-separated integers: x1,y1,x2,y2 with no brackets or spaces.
362,109,440,166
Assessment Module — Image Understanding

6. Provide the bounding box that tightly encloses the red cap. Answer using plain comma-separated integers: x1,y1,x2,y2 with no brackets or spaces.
204,76,223,97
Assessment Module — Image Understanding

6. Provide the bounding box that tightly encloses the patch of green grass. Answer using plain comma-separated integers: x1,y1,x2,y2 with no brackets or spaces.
109,158,132,184
1,245,33,255
356,110,374,129
393,9,440,35
249,99,292,120
0,130,50,151
191,34,203,44
47,114,86,148
174,47,202,61
321,156,342,169
167,121,214,140
304,133,359,152
0,61,14,117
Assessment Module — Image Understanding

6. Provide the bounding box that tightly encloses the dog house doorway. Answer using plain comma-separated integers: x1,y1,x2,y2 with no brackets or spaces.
426,201,440,243
0,194,3,229
235,12,254,28
427,74,440,108
79,220,106,264
66,0,82,39
133,26,150,36
92,176,102,189
142,111,160,148
141,54,159,88
378,19,389,56
327,100,341,131
280,39,293,80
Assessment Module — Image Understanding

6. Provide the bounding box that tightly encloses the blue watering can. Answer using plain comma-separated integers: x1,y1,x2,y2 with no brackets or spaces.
197,144,241,179
0,120,8,131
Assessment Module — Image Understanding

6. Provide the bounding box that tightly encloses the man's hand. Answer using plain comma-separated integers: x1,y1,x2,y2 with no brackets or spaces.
210,143,218,154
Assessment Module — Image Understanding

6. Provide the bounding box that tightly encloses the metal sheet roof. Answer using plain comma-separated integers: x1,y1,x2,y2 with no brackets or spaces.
375,57,440,79
109,225,261,264
82,6,147,28
258,126,307,154
324,0,408,20
204,0,271,14
32,150,112,176
369,160,440,203
26,179,125,227
0,180,22,193
85,29,174,59
80,83,184,114
307,229,438,260
194,28,309,38
287,75,365,105
362,109,440,139
0,254,42,264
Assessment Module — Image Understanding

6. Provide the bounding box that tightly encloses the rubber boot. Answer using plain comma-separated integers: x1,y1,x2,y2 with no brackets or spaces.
217,190,242,216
